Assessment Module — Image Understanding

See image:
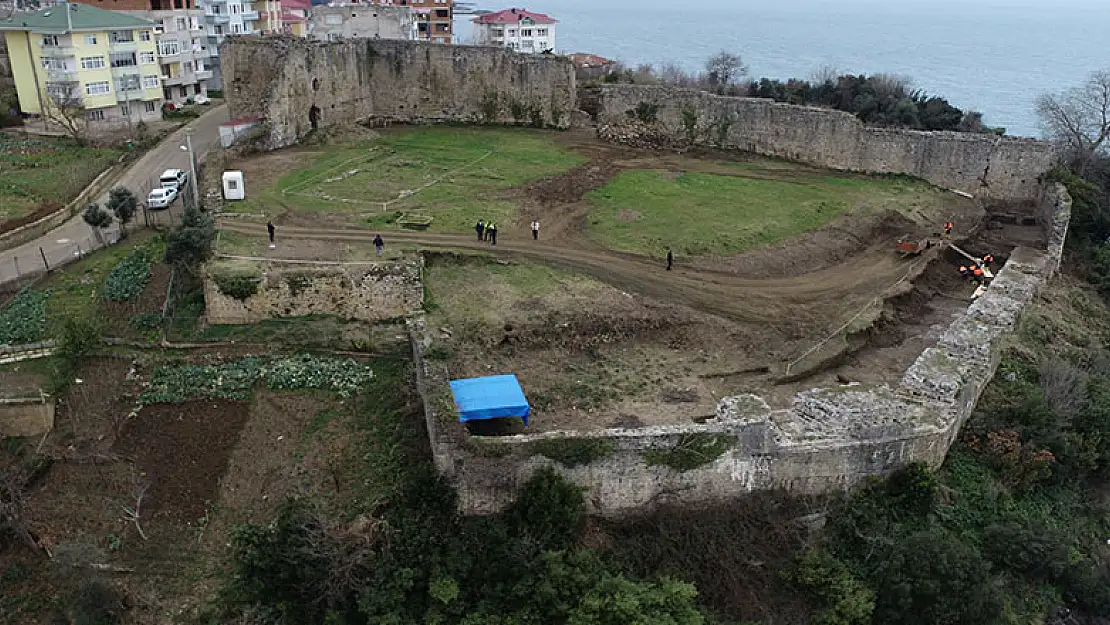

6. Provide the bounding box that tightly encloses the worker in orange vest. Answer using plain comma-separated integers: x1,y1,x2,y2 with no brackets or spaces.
943,221,954,238
981,253,995,268
971,265,984,286
959,265,970,280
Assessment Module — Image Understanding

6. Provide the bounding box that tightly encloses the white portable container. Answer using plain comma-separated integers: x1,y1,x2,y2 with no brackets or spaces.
222,170,246,201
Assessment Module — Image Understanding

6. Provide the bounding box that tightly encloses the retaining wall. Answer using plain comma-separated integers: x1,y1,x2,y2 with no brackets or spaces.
595,85,1057,202
412,183,1073,517
205,259,422,325
221,37,577,149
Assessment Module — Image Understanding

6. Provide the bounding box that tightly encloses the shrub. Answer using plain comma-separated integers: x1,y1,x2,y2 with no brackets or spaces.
0,289,48,345
1038,358,1090,418
505,467,584,551
213,274,259,301
633,101,659,124
787,549,875,625
102,248,152,302
531,438,615,468
70,579,124,625
644,433,734,472
164,205,215,270
883,462,938,516
128,313,164,331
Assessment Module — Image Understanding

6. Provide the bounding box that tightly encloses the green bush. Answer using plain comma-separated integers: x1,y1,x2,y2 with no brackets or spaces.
505,467,585,551
213,274,260,301
128,313,164,331
644,433,734,472
787,550,875,625
70,579,123,625
531,438,615,468
102,248,152,302
0,289,48,345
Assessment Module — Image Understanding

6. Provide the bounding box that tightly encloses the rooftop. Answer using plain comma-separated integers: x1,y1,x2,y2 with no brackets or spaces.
472,7,556,25
0,3,154,32
568,53,614,68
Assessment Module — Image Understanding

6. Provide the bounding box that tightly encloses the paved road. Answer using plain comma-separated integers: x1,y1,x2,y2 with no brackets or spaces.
0,104,229,285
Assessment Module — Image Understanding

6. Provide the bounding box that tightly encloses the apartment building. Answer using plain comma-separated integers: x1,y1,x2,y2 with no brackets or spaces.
200,0,259,83
307,4,413,42
0,3,164,130
77,0,214,100
280,0,306,36
472,7,555,53
376,0,450,44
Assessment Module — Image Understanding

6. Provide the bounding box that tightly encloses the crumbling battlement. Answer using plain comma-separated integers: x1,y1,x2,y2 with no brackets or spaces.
412,184,1073,517
595,84,1058,202
205,258,423,325
220,37,576,149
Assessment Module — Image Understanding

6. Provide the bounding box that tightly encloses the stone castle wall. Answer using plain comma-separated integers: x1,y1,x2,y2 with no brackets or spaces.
412,184,1073,517
220,37,576,149
205,259,422,325
595,85,1058,202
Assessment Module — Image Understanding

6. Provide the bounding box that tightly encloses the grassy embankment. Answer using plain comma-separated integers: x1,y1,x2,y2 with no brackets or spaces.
586,169,953,256
0,135,121,224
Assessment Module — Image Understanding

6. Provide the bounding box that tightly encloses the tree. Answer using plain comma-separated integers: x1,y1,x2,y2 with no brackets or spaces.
705,51,747,93
82,202,112,247
1037,70,1110,171
41,82,89,146
164,205,215,271
107,187,138,236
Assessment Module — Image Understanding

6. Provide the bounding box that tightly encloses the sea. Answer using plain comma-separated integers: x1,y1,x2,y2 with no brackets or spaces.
454,0,1110,138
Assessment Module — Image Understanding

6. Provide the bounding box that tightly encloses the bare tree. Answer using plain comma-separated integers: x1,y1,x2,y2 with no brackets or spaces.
42,82,89,146
120,471,150,541
705,51,748,92
809,64,841,86
1037,69,1110,171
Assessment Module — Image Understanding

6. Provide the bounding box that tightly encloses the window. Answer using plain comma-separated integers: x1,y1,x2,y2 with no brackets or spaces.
434,8,447,17
86,109,105,121
521,29,532,37
85,81,110,95
537,28,547,36
491,28,503,37
538,41,547,50
140,51,156,64
232,23,241,33
158,40,180,56
143,74,160,88
507,29,515,36
110,53,137,68
109,30,134,43
139,29,151,41
46,84,73,101
231,4,239,13
119,102,130,116
179,86,188,98
41,57,67,70
42,35,60,46
176,17,187,30
190,17,200,30
183,61,194,72
144,101,157,114
83,34,97,45
80,56,106,70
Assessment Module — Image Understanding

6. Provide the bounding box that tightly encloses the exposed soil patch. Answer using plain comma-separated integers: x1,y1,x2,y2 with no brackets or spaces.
114,400,250,523
47,358,136,456
521,156,622,205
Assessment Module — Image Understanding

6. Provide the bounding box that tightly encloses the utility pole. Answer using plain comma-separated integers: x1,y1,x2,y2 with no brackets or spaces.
184,127,199,209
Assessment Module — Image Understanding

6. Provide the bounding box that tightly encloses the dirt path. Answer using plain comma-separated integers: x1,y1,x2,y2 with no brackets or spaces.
218,220,925,342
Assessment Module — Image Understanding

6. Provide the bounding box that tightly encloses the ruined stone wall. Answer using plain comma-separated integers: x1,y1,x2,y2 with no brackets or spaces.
205,260,422,325
413,184,1073,517
221,37,576,149
595,85,1057,202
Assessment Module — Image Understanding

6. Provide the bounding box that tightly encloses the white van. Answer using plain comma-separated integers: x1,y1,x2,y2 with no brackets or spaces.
160,169,188,192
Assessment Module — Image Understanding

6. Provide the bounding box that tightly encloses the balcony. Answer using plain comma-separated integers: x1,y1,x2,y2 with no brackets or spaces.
195,69,213,80
109,39,138,51
161,72,192,86
206,13,230,24
206,33,225,45
158,48,181,60
45,68,78,82
39,45,75,57
241,10,259,20
191,45,212,57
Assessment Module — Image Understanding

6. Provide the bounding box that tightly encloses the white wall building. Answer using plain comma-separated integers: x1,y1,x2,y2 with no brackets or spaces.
121,8,212,105
307,4,415,42
471,7,555,54
199,0,259,86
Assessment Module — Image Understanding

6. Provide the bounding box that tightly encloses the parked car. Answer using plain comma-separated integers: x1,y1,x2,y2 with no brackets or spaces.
148,187,178,209
160,168,188,192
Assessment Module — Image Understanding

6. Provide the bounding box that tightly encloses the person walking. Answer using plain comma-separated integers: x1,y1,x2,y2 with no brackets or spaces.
488,221,498,246
476,220,485,242
531,219,540,241
943,221,954,239
373,234,384,256
267,220,276,247
666,248,673,271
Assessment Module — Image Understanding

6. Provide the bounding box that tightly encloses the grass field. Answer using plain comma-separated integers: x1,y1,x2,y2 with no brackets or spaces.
228,127,585,233
586,170,954,256
0,135,121,223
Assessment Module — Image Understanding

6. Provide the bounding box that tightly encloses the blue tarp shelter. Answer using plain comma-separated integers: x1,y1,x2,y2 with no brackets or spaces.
449,374,531,426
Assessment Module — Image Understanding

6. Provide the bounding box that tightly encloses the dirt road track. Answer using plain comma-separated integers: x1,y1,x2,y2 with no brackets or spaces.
218,220,927,341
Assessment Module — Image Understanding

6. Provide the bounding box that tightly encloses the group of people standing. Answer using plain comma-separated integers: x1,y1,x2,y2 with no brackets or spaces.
474,219,542,245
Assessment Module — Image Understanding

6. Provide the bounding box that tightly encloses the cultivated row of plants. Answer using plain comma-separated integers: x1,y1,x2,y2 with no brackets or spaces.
139,354,374,404
0,288,48,345
102,247,153,302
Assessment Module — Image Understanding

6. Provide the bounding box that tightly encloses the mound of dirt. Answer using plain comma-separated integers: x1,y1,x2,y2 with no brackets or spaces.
521,159,622,205
114,400,250,522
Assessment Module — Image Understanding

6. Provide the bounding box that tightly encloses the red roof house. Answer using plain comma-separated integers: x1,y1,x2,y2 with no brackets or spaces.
472,7,557,25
